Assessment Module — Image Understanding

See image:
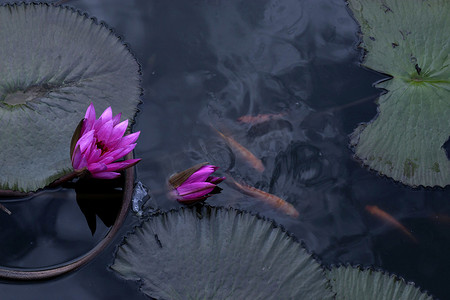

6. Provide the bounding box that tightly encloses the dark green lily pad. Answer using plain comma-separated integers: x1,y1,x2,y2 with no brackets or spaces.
348,0,450,187
111,206,332,300
0,3,140,192
327,266,434,300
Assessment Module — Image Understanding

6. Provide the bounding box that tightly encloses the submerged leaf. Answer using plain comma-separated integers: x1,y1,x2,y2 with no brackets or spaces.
0,3,140,192
111,206,332,300
348,0,450,187
327,266,434,300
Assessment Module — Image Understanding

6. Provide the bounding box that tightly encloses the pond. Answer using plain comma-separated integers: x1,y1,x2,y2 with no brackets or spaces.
0,0,449,299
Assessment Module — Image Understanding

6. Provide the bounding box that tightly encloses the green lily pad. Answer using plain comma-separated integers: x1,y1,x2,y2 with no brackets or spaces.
327,265,434,300
0,3,140,192
348,0,450,187
111,206,332,300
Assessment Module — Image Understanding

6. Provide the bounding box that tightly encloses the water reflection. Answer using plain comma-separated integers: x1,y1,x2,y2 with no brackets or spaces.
71,178,124,235
271,142,325,189
0,189,107,268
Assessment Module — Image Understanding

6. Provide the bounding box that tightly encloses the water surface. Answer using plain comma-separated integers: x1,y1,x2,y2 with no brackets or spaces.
1,0,449,299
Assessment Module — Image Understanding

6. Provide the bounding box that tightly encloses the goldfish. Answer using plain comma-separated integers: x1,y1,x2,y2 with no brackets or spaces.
211,126,265,173
365,205,417,243
237,112,285,124
230,178,299,218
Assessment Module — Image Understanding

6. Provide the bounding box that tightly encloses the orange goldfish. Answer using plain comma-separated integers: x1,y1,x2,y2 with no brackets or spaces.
365,205,417,243
237,112,285,124
231,178,299,218
212,127,265,173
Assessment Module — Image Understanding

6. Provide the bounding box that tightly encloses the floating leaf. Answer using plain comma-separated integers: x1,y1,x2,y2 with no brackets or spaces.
348,0,450,187
111,206,332,300
327,265,434,300
0,3,140,192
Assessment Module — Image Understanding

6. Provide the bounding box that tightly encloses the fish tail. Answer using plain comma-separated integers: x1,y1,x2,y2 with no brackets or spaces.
365,205,417,243
230,177,298,218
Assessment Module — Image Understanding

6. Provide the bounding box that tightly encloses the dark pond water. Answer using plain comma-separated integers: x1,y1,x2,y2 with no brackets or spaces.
1,0,450,299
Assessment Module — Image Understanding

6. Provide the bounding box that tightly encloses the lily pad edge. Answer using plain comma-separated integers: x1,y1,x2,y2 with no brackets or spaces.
327,263,435,299
109,205,334,296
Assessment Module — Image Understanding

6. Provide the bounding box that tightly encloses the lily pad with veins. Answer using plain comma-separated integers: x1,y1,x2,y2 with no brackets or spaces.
348,0,450,187
111,206,333,300
327,266,434,300
0,3,140,192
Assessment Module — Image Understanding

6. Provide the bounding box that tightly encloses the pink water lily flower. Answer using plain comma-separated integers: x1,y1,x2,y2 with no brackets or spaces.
169,163,225,204
71,103,141,179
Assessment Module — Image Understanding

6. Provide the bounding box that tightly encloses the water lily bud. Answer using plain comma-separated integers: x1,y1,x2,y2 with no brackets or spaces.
169,163,225,204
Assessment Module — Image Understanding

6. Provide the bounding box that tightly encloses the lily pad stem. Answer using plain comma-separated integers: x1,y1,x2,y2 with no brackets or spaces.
48,168,88,188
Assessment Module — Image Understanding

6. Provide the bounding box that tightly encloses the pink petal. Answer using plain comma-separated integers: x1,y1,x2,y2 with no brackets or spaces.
84,103,96,120
106,125,134,150
207,176,226,184
86,146,102,164
110,120,128,142
72,146,84,169
82,104,96,134
96,119,114,142
112,113,122,126
97,150,122,165
115,131,140,148
93,107,112,131
99,143,136,164
105,138,121,150
78,157,88,170
88,162,108,173
176,182,216,200
114,143,137,159
99,107,113,122
91,171,121,179
75,130,95,153
105,159,141,172
184,165,218,185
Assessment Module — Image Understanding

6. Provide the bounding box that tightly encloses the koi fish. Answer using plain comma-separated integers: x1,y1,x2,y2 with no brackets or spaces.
231,178,299,218
365,205,417,243
237,112,285,124
211,126,265,173
0,203,11,215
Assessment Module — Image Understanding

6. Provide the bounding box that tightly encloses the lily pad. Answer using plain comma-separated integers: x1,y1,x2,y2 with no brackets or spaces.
348,0,450,187
111,206,332,300
0,3,140,192
327,265,433,300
